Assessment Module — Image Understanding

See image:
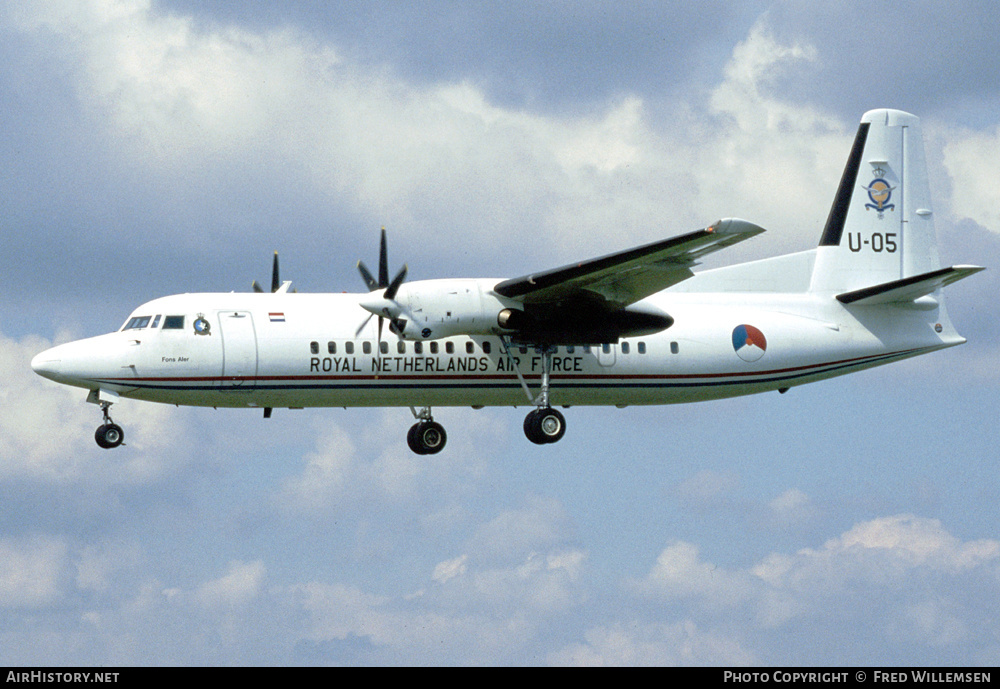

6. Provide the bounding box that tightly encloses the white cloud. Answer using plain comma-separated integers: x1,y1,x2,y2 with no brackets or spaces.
466,494,574,561
942,124,1000,233
275,409,496,515
548,621,756,667
4,1,870,269
195,560,266,609
634,514,1000,649
432,554,468,585
0,536,68,608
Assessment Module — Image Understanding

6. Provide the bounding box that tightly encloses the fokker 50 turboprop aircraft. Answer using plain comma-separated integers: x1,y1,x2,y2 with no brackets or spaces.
32,110,983,454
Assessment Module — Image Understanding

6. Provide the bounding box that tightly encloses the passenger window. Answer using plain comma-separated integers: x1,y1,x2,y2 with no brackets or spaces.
430,342,439,354
397,341,406,354
162,315,185,330
482,341,491,354
328,342,336,354
446,342,454,354
566,345,575,354
602,344,611,354
671,342,679,354
363,342,372,354
621,342,630,354
638,342,646,354
345,342,355,355
465,341,474,354
310,341,319,355
414,342,423,354
379,341,388,354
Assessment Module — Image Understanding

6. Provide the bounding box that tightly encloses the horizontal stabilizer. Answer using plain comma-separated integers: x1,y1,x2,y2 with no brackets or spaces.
836,265,984,305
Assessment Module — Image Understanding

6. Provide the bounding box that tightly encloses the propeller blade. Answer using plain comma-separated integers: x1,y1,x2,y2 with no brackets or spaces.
358,261,379,292
384,264,408,301
252,280,264,293
271,251,280,293
377,315,384,347
378,227,389,289
355,312,374,337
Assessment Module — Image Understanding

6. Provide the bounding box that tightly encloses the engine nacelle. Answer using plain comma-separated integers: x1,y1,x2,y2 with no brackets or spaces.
389,279,518,341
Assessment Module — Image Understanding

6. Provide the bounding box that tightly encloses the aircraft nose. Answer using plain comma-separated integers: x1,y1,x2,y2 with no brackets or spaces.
31,348,62,381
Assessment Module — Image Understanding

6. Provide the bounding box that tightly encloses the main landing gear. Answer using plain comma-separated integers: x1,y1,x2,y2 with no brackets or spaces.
502,338,568,446
402,340,569,453
407,407,447,455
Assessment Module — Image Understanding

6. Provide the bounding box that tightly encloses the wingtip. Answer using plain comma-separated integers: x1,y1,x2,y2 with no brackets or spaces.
711,218,767,236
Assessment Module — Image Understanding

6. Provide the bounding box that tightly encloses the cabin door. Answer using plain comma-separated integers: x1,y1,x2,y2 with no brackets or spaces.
219,311,258,388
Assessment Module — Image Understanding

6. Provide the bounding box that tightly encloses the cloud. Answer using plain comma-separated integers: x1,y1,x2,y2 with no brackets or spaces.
942,124,1000,233
0,536,69,608
275,408,496,516
195,559,266,608
631,514,1000,661
548,621,756,667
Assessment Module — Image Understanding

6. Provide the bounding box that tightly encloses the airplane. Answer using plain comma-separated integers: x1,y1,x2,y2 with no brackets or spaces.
31,109,984,454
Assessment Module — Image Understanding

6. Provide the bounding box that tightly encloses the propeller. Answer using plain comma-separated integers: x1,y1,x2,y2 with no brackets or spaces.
252,251,295,294
356,228,408,343
252,252,281,293
252,251,282,419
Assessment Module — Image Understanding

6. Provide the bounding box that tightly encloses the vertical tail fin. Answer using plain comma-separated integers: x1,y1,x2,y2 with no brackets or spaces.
809,109,941,294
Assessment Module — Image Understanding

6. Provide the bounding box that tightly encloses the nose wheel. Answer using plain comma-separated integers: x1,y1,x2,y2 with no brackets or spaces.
94,401,125,449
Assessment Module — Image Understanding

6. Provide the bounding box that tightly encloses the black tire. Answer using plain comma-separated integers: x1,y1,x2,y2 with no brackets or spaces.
408,421,446,454
416,421,447,454
95,423,124,449
407,422,428,455
524,408,566,445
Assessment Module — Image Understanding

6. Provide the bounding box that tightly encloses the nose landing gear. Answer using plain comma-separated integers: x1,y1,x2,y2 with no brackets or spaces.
94,401,125,449
87,389,125,449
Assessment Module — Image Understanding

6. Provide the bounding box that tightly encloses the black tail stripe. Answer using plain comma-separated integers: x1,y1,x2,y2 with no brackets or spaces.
819,122,870,247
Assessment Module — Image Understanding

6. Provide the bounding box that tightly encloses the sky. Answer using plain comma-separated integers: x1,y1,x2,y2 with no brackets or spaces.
2,0,999,666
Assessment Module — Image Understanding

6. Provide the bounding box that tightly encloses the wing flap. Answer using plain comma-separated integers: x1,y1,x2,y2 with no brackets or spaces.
493,218,765,307
836,265,985,305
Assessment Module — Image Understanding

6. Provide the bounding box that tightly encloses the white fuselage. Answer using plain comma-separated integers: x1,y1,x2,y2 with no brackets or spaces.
30,278,961,412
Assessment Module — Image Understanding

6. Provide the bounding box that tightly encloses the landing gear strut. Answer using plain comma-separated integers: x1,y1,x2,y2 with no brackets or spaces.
94,401,125,449
501,339,568,446
407,406,446,455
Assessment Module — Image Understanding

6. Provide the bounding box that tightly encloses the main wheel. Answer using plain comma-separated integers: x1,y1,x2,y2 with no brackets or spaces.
524,408,566,445
407,421,447,454
95,423,125,449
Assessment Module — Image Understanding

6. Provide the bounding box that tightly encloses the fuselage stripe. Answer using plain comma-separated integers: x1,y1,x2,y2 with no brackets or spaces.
88,348,926,392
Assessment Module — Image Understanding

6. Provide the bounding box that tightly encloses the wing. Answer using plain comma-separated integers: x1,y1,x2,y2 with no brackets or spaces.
493,218,766,308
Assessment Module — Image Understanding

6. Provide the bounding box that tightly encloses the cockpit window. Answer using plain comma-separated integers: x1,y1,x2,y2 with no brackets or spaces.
122,316,152,331
162,315,185,330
